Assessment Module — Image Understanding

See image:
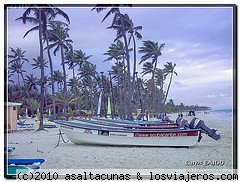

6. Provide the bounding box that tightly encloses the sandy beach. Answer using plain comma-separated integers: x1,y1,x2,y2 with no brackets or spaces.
7,112,233,171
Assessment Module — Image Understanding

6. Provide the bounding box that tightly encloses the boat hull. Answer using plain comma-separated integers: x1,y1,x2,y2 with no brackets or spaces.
56,121,201,147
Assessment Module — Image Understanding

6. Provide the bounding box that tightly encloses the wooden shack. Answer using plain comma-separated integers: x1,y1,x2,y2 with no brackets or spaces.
5,102,22,132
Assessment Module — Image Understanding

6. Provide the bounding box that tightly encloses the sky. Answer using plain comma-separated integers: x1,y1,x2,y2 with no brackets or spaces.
6,5,234,110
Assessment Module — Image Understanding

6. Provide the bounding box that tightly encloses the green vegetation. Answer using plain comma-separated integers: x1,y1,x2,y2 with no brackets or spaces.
164,99,211,113
7,5,210,130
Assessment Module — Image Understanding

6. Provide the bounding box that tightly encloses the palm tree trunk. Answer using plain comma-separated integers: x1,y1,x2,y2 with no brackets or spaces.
163,72,173,106
152,59,158,113
20,72,25,86
132,34,137,84
38,9,45,131
46,33,56,118
136,75,143,113
118,12,133,120
117,74,124,119
60,46,68,114
17,73,20,86
122,59,127,120
90,80,93,115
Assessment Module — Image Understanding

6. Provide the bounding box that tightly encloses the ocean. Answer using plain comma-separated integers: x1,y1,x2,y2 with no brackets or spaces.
209,109,233,121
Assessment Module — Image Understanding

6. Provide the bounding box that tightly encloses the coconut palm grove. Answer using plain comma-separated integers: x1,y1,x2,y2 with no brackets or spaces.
7,5,211,130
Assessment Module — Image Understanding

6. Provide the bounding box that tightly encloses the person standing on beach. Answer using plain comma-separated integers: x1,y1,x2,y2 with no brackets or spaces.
145,110,149,121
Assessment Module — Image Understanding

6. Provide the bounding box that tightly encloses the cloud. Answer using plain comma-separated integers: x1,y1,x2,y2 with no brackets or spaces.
220,93,225,97
206,95,216,98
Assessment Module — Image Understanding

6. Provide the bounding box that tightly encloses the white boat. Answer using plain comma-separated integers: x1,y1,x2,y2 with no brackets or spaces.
54,120,202,147
91,117,178,126
73,117,181,130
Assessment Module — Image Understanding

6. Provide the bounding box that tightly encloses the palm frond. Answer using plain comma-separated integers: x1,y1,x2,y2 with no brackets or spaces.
55,8,70,24
135,31,142,39
23,25,39,38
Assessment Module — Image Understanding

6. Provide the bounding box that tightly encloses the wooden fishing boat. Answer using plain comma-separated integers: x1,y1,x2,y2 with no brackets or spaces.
54,120,202,147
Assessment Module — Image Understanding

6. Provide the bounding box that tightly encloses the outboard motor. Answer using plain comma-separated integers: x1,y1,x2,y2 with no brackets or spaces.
189,117,220,141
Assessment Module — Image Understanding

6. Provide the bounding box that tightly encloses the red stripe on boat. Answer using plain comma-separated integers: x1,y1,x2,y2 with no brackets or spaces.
146,123,177,126
134,131,198,137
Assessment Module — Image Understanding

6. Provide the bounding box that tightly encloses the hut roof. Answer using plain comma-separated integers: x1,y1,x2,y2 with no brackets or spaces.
5,102,22,107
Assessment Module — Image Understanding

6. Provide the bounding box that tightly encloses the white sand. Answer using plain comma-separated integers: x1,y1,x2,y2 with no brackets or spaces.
7,112,233,170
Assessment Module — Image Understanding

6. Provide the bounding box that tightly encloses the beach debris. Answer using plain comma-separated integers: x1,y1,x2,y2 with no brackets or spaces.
10,142,19,145
37,149,44,153
27,141,33,144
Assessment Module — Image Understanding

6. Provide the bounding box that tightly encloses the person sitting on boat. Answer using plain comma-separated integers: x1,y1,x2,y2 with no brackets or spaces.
176,113,189,128
162,112,171,122
136,113,144,120
156,113,162,120
136,110,150,121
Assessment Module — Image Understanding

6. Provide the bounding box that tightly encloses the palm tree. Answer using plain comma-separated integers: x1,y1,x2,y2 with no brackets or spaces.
8,47,29,85
68,77,80,93
8,85,26,102
54,90,80,114
25,74,38,90
31,56,49,70
65,49,77,78
154,68,165,90
78,62,98,114
104,40,131,61
25,98,40,117
78,62,97,81
8,60,26,86
42,10,70,119
53,70,64,90
141,62,154,77
140,62,155,112
48,22,73,113
108,13,142,83
104,40,131,118
68,77,82,111
154,68,166,112
31,56,49,115
7,69,14,84
74,50,92,68
92,4,133,119
8,47,29,64
163,62,178,107
110,62,125,117
16,7,47,130
135,75,146,112
139,40,165,113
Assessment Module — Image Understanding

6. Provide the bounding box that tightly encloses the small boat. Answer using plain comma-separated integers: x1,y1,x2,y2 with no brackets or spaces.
17,122,34,128
54,120,202,147
91,117,178,127
36,120,56,128
73,117,181,130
